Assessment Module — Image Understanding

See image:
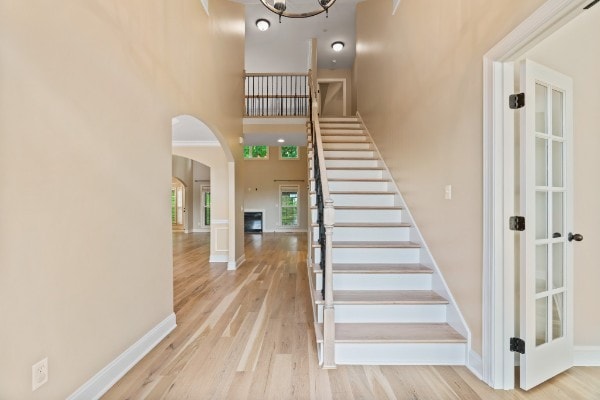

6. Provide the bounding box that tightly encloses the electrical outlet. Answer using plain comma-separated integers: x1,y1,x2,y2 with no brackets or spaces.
32,358,48,391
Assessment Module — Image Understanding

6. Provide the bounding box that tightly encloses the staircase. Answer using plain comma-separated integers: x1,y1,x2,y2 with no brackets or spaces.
308,116,469,366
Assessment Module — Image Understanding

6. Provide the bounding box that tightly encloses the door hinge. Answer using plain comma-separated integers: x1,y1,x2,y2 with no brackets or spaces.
510,337,525,354
509,216,525,231
509,93,525,109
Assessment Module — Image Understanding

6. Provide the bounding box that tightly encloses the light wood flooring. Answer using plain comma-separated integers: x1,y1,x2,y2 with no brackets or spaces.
103,232,600,399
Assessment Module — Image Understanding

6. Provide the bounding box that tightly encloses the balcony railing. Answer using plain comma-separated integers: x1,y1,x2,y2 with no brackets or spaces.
244,73,309,117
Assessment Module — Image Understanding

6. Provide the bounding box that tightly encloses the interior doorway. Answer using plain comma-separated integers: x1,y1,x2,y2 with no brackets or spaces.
318,79,346,117
482,0,598,391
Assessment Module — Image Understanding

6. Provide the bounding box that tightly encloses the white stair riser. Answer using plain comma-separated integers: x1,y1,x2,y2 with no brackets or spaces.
325,159,380,168
324,150,375,158
311,180,390,192
311,193,395,207
319,118,359,123
311,209,403,223
327,170,383,179
320,130,366,135
314,273,432,291
315,248,420,264
317,304,447,323
322,142,372,150
312,226,410,241
327,181,390,192
321,135,368,141
334,343,467,365
320,123,363,129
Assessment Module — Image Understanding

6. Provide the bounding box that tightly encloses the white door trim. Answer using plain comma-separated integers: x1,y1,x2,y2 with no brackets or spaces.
482,0,588,389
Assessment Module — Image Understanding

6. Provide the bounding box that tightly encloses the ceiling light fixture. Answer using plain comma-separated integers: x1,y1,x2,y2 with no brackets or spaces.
331,41,344,52
260,0,338,22
277,138,285,143
256,19,270,31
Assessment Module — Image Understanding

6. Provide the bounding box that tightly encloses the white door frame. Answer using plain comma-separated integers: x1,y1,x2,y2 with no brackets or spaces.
482,0,588,389
317,78,347,116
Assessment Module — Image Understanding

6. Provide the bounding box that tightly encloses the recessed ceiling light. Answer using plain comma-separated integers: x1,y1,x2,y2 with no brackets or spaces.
256,19,270,31
331,41,344,52
277,138,285,143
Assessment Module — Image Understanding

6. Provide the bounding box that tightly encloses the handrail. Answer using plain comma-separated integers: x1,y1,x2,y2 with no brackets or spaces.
308,70,335,369
245,72,309,77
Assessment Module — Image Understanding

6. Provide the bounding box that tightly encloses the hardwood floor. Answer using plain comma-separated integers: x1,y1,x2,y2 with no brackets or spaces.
103,232,600,399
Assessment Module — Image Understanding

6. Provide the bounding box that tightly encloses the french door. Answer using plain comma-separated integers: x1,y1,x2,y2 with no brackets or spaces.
519,59,576,390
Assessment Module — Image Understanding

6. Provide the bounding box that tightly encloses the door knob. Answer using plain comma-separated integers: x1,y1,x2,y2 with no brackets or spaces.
568,233,583,242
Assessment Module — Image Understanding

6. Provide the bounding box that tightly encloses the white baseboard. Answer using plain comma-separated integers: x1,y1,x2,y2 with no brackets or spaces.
67,313,176,400
467,349,483,380
209,254,228,263
574,346,600,366
191,228,210,233
228,254,246,271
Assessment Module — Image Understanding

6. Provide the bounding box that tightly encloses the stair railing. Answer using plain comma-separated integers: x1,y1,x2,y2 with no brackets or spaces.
244,72,309,117
308,70,335,368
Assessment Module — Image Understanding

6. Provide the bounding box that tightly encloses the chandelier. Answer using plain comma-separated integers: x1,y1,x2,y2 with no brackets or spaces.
259,0,338,21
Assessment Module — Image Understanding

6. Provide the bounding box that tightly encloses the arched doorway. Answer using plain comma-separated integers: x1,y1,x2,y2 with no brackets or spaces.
171,114,241,269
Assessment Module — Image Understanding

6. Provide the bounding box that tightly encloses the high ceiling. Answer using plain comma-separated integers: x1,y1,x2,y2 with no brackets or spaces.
171,115,219,146
173,1,361,149
240,0,360,71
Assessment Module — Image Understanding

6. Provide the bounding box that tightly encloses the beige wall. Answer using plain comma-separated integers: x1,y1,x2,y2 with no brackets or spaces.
243,147,309,232
0,0,244,398
524,6,600,346
355,0,546,355
318,69,354,116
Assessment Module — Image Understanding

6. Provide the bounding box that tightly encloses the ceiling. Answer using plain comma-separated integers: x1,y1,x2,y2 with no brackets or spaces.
173,2,361,149
171,115,219,146
240,0,360,71
243,131,307,146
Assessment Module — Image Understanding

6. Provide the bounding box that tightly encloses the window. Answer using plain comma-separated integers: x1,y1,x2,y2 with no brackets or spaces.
243,145,269,159
280,185,299,226
171,182,184,226
171,189,177,223
201,186,211,226
280,146,299,160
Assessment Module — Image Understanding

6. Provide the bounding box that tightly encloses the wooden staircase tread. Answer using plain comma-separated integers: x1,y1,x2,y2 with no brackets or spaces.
335,205,403,210
324,178,390,182
324,148,373,152
314,290,448,305
311,222,410,228
321,133,367,137
325,157,378,160
316,323,466,344
310,178,389,182
313,263,432,274
310,191,396,195
319,117,359,120
322,140,370,143
310,205,403,210
326,167,385,170
331,191,395,195
312,241,420,248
